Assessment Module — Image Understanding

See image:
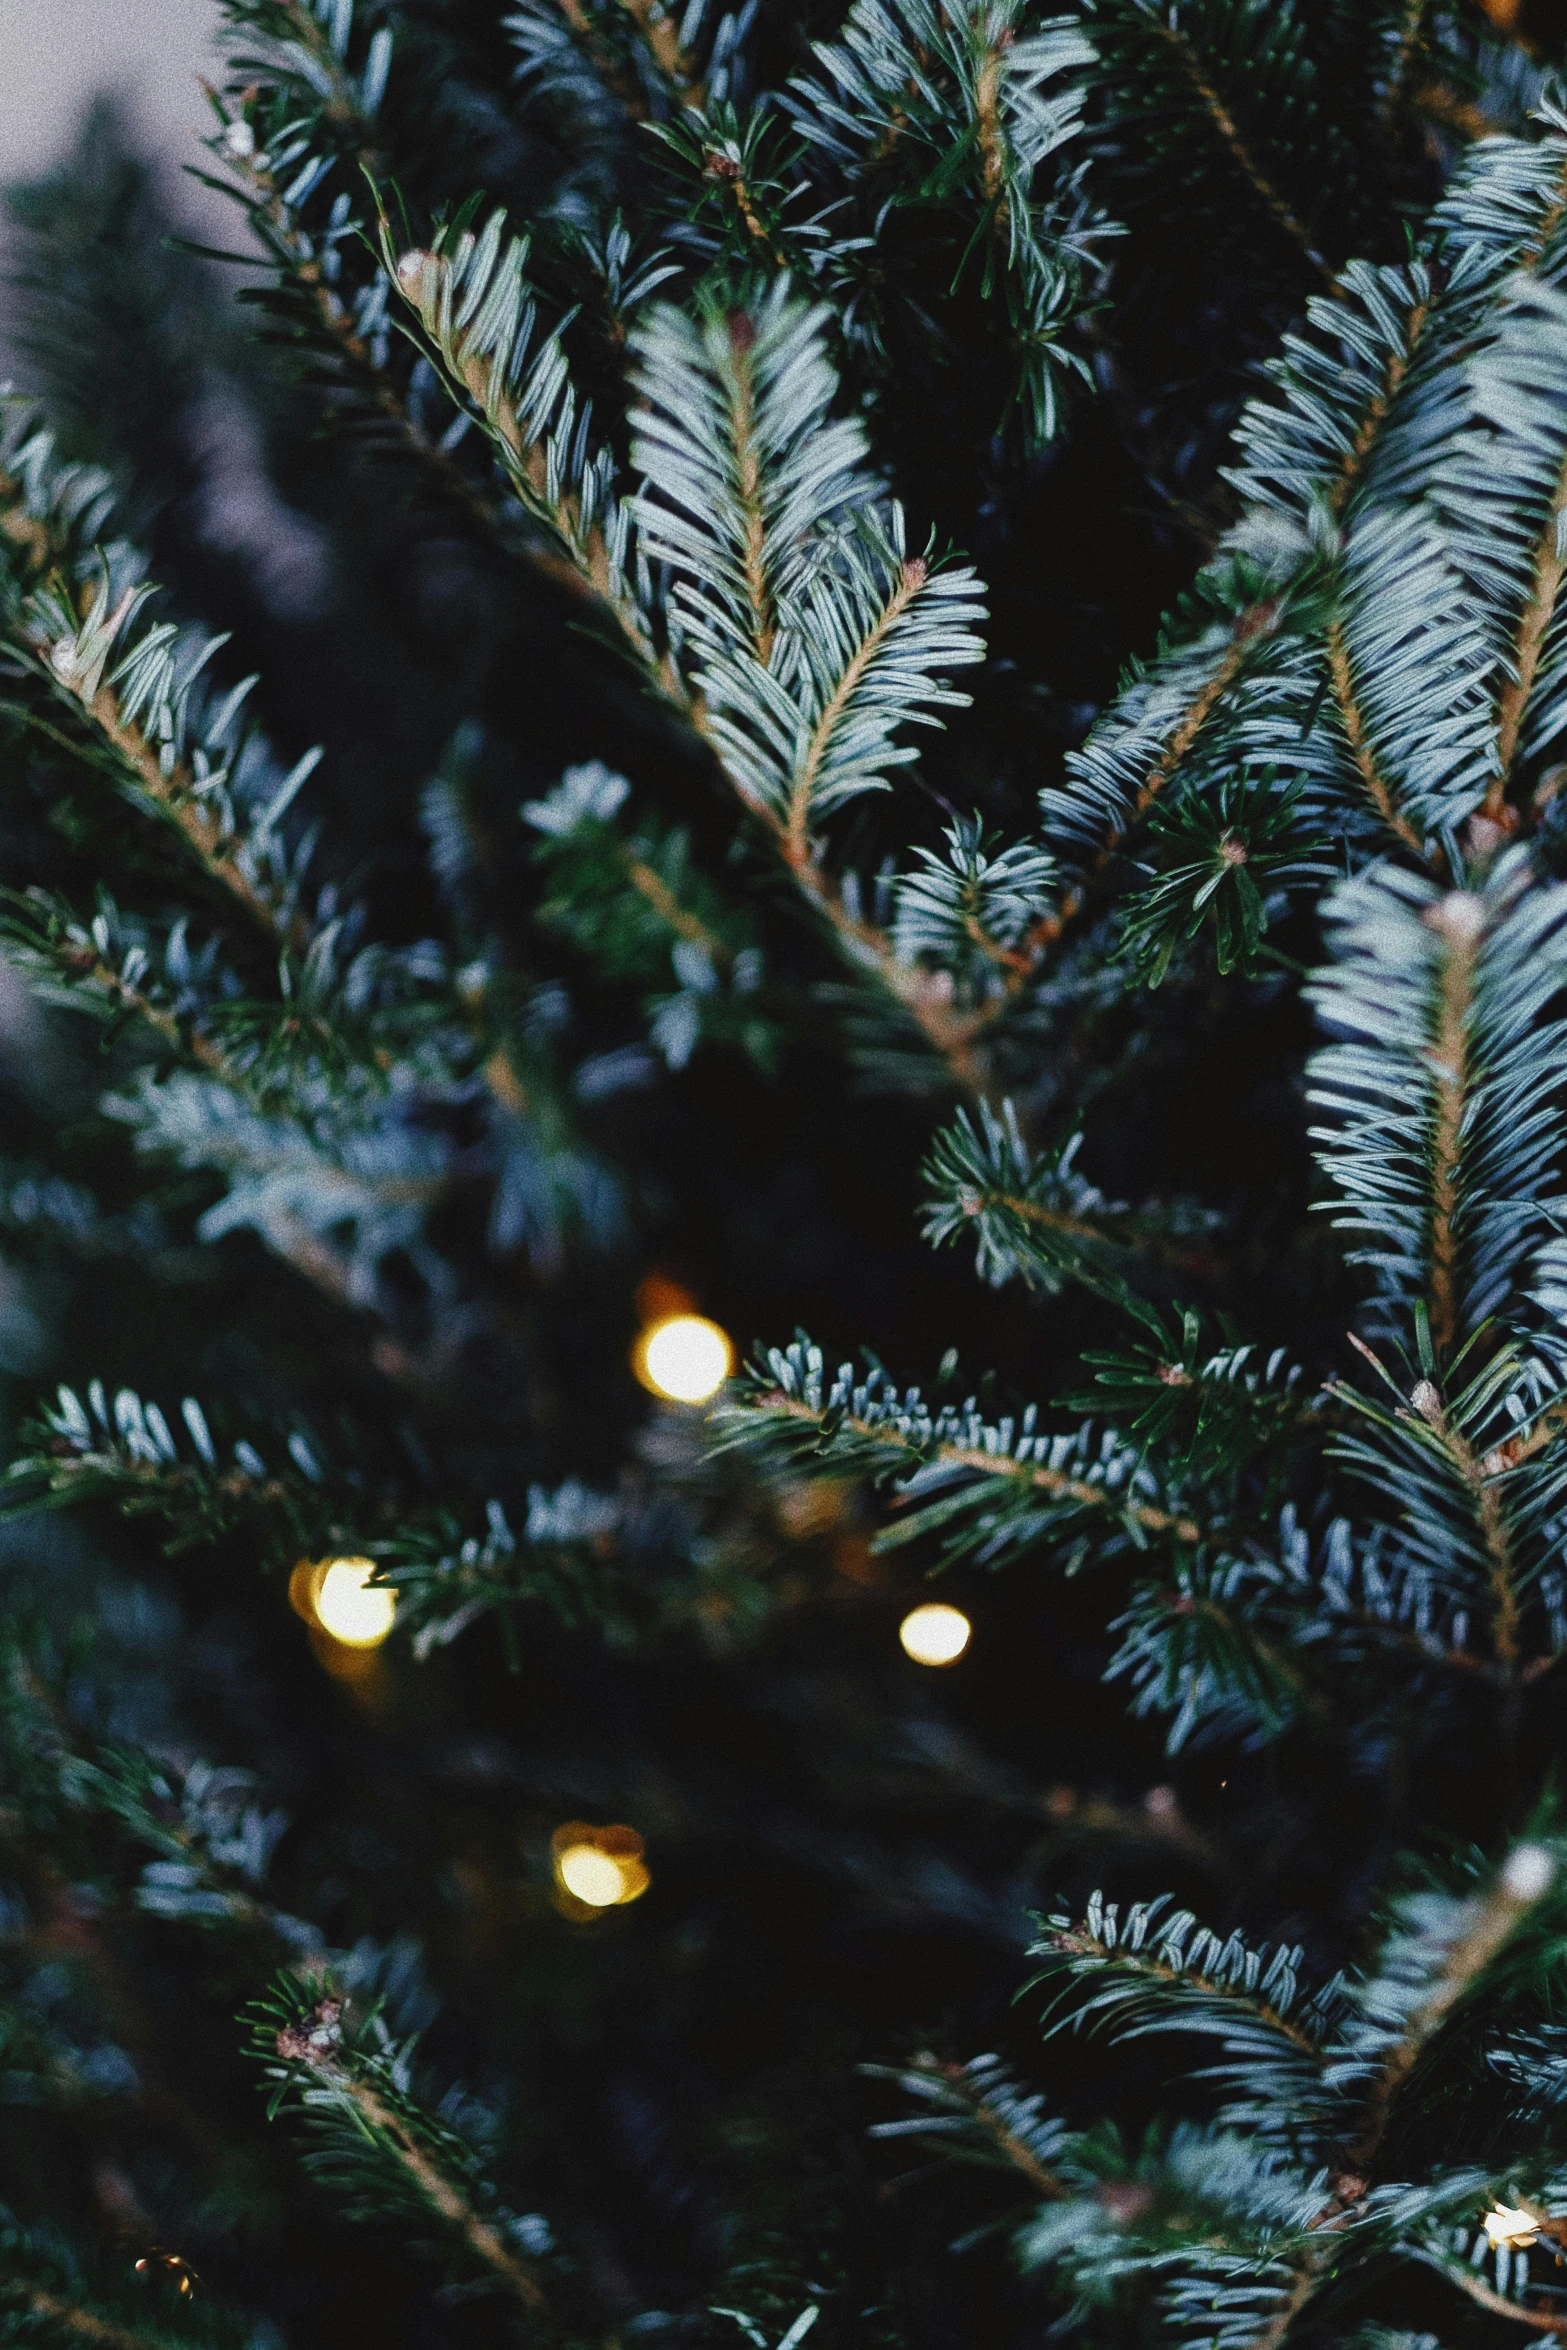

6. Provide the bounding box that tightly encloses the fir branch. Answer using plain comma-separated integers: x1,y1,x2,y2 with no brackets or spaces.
1107,1546,1324,1752
382,215,672,691
1333,1845,1559,2170
1307,858,1567,1356
250,1980,551,2316
713,1339,1202,1565
509,0,715,124
1031,1890,1334,2073
1325,614,1433,865
62,1748,319,1952
785,0,1106,446
922,1100,1215,1298
629,289,994,1089
6,552,317,955
1040,586,1281,907
0,1379,337,1559
389,247,997,1093
1325,1354,1563,1683
864,2052,1079,2197
377,1487,623,1663
1139,7,1331,284
1437,2264,1567,2337
0,888,242,1085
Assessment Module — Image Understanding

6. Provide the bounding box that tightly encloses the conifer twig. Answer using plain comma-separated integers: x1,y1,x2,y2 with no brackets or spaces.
263,1992,550,2316
1491,445,1567,807
1326,293,1430,519
1343,1847,1553,2168
1147,15,1333,286
1408,1379,1522,1673
1326,613,1435,863
1031,595,1281,964
755,1389,1202,1541
1421,894,1480,1357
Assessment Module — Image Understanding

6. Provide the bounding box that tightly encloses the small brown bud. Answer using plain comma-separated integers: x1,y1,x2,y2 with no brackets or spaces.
395,249,434,301
275,1997,343,2065
1410,1379,1444,1424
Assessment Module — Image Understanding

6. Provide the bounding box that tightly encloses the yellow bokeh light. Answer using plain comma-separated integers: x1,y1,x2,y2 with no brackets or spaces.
1484,2203,1540,2249
898,1601,972,1667
558,1846,633,1906
312,1558,397,1648
634,1312,734,1405
550,1821,650,1913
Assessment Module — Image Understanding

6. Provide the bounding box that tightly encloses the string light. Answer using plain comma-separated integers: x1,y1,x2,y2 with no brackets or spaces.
633,1309,734,1404
898,1601,972,1666
551,1821,650,1914
559,1847,629,1906
288,1556,396,1650
1484,2203,1541,2250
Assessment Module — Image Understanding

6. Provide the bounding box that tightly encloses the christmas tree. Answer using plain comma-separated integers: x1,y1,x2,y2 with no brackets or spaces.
8,1,1567,2344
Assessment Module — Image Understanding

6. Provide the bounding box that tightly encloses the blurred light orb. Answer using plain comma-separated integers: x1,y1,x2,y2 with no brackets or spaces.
558,1846,632,1907
313,1558,396,1648
636,1312,733,1404
1484,2203,1540,2249
898,1601,972,1666
551,1821,650,1912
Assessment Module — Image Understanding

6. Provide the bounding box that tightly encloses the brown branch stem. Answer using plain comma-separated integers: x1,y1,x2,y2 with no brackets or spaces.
327,2067,549,2313
1422,897,1479,1359
1327,614,1435,863
1491,442,1567,810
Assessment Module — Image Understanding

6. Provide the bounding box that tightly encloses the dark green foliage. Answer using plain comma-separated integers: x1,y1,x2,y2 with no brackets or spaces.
11,2,1567,2348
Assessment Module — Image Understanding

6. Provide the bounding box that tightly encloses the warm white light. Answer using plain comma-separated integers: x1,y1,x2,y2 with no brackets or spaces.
637,1313,733,1404
899,1601,972,1666
313,1558,396,1648
1484,2203,1541,2250
557,1846,633,1907
551,1821,650,1911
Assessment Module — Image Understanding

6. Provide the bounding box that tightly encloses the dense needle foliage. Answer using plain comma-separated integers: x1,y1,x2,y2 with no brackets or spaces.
10,3,1567,2347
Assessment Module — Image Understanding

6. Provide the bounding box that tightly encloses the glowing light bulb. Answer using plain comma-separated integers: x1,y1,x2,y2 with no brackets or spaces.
898,1601,972,1667
312,1558,397,1648
558,1846,631,1906
1485,2203,1541,2249
550,1821,650,1912
635,1313,733,1405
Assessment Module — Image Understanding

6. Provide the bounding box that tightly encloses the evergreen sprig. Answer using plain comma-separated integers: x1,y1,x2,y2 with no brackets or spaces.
248,1976,555,2318
882,1841,1567,2344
